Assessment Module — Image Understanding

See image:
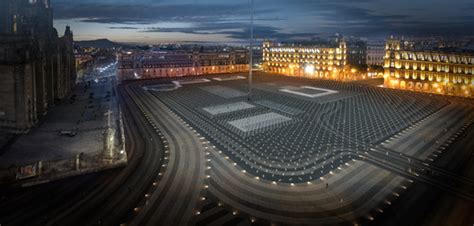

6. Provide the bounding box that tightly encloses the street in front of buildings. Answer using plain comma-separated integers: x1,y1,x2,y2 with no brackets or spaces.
0,61,126,186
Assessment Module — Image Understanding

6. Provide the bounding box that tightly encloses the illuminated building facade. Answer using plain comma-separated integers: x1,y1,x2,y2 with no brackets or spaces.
262,40,366,80
118,50,249,81
367,41,385,66
384,37,474,98
75,53,94,80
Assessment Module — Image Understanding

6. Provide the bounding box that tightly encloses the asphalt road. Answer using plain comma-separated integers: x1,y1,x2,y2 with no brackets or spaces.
125,82,207,226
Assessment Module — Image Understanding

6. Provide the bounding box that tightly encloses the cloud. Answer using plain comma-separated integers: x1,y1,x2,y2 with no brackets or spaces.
53,3,268,24
141,21,319,41
108,26,140,30
52,0,474,42
52,1,311,41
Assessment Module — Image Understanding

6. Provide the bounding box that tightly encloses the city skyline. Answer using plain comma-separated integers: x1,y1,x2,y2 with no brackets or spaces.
1,1,474,225
52,0,474,44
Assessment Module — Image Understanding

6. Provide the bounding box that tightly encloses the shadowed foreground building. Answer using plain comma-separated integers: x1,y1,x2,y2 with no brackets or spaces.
0,0,76,133
384,37,474,98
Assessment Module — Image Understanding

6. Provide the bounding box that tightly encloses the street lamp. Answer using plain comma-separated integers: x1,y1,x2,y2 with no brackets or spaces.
248,0,254,101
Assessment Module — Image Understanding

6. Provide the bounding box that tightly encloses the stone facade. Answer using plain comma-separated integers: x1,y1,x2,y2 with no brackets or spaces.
384,37,474,98
0,0,76,133
367,41,385,66
118,50,249,81
263,40,373,80
347,41,367,67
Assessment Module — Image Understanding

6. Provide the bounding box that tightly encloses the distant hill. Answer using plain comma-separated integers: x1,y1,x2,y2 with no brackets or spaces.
74,39,128,48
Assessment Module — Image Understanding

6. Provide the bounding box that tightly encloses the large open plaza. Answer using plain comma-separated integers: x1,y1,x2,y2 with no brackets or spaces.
140,73,455,182
2,71,473,226
1,0,474,225
120,72,474,225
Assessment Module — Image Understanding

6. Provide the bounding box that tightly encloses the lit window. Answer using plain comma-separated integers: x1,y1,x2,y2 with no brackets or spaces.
13,15,18,34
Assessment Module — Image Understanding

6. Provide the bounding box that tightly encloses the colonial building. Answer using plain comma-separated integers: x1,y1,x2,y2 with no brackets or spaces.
75,50,94,81
0,0,76,133
384,37,474,98
117,50,249,81
367,41,385,66
347,41,367,67
262,40,366,81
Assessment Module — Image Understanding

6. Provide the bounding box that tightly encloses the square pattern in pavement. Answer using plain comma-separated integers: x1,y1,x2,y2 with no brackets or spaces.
203,102,256,116
228,112,292,133
280,86,339,98
200,85,247,99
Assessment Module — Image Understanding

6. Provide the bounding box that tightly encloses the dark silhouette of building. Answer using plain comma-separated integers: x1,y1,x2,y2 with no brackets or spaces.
347,41,367,67
0,0,76,133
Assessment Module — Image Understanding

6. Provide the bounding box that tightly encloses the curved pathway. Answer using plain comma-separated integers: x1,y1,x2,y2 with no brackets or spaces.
127,84,207,226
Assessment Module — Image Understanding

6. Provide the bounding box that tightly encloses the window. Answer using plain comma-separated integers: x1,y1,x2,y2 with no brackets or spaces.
13,15,17,34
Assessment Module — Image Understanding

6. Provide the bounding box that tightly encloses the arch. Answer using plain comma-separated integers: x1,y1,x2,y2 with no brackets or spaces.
400,81,406,89
447,85,454,93
452,86,461,95
423,83,430,91
415,82,423,90
391,80,400,89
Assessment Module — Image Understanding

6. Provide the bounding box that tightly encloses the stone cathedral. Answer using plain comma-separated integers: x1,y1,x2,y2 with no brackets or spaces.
0,0,76,133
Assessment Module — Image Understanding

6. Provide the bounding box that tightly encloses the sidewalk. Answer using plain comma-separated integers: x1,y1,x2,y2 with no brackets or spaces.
0,75,126,184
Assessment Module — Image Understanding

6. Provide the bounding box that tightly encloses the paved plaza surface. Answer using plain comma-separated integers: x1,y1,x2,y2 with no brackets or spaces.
0,73,473,226
0,78,119,169
143,74,452,183
123,73,474,225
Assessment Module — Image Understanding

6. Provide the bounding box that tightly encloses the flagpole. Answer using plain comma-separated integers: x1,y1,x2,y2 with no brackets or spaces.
248,0,254,100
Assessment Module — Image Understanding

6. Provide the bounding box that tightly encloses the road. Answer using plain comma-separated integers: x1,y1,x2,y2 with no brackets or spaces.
125,82,207,226
0,62,165,226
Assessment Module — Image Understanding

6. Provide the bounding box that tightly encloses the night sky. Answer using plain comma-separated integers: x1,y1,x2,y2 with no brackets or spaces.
52,0,474,44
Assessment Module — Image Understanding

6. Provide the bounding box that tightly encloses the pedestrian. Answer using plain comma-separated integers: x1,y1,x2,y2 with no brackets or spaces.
326,183,328,189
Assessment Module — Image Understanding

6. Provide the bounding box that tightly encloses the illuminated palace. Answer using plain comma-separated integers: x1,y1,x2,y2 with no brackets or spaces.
262,40,366,81
117,49,249,81
384,37,474,98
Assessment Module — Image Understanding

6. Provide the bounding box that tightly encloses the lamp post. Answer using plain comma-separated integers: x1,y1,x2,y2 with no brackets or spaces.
248,0,254,101
445,79,449,95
